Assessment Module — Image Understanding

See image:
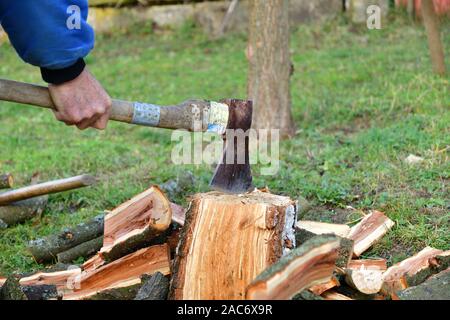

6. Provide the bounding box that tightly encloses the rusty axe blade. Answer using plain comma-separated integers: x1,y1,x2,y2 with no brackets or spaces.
210,99,253,194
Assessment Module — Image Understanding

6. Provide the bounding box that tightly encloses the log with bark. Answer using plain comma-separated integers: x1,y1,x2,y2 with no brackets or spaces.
0,196,48,227
56,236,103,263
246,235,340,300
63,244,171,300
343,258,388,295
0,174,96,205
0,173,13,189
0,275,27,300
169,190,297,300
134,272,169,300
100,186,172,263
28,214,104,263
347,210,394,257
397,268,450,300
381,247,449,296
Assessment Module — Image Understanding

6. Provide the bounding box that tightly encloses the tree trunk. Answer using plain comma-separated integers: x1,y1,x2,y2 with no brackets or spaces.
169,190,297,300
248,0,296,138
422,0,446,75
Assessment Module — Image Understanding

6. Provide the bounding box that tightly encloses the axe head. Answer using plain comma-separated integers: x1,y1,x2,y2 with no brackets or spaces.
210,99,253,194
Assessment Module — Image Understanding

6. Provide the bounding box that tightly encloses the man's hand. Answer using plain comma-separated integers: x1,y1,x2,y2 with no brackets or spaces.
48,68,112,130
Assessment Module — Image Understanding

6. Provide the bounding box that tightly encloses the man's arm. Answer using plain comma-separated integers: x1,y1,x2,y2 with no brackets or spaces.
0,0,111,130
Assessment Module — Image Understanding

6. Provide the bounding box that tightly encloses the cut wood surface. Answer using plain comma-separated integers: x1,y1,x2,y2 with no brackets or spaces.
19,268,82,296
322,290,353,300
170,190,297,300
348,211,394,257
0,174,96,205
170,202,185,226
100,186,172,263
28,214,104,263
382,247,446,295
397,268,450,300
64,244,170,300
348,259,387,271
345,268,384,295
309,276,340,296
0,196,48,227
57,236,103,263
246,235,340,300
296,220,350,238
0,173,13,189
82,253,106,273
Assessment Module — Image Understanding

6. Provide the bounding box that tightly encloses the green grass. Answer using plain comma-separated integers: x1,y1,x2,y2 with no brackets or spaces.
0,14,449,275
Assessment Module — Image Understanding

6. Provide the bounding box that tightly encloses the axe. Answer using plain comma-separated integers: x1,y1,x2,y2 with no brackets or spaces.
0,78,253,194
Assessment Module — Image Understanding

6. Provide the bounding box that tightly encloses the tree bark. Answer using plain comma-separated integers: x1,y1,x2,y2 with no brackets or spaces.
57,236,104,264
246,235,340,300
0,196,48,227
397,268,450,300
169,190,297,300
27,214,104,263
422,0,446,75
0,276,27,300
134,272,169,300
248,0,296,138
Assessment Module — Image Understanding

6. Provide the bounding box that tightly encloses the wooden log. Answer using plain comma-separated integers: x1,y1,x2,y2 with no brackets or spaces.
28,214,104,263
134,272,169,300
170,190,297,300
0,275,27,300
296,220,351,238
308,276,340,296
348,259,387,271
382,247,448,295
0,173,13,189
296,228,354,269
57,236,103,263
19,268,82,293
246,235,340,300
322,290,353,300
63,244,171,300
347,211,394,257
0,196,48,227
100,186,172,263
397,268,450,300
345,268,384,295
0,174,96,205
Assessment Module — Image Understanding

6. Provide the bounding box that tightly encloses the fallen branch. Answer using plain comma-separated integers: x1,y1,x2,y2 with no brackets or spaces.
0,196,48,227
57,236,103,264
246,235,340,300
28,214,104,263
100,186,172,263
64,244,171,300
0,174,96,205
170,190,297,300
347,210,394,257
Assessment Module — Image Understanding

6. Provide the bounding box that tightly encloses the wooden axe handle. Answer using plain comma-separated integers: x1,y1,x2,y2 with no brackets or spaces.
0,78,229,133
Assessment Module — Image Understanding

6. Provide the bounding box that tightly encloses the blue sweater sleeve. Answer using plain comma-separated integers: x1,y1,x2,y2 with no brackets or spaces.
0,0,94,70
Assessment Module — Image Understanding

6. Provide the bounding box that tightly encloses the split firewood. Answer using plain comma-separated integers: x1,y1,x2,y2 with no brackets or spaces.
0,196,48,227
296,227,354,268
347,210,394,257
322,290,353,300
57,236,103,264
397,268,450,300
0,275,27,300
170,190,297,300
28,214,104,263
309,276,340,296
134,272,169,300
100,186,172,263
246,235,340,300
296,220,351,238
348,258,387,271
382,247,448,296
64,244,171,300
82,253,105,273
0,174,96,205
170,203,186,226
0,173,13,189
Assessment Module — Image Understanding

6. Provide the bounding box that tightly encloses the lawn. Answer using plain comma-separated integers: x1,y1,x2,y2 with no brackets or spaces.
0,13,448,275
